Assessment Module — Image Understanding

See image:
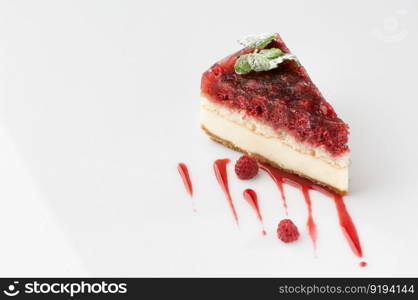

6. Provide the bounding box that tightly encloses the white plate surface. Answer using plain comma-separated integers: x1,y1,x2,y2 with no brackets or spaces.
0,0,417,276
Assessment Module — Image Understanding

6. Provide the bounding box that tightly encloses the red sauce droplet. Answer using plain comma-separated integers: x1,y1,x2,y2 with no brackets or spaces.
334,194,363,257
259,162,363,259
243,189,266,236
213,159,239,225
360,261,367,267
177,163,193,197
302,187,317,249
262,167,288,215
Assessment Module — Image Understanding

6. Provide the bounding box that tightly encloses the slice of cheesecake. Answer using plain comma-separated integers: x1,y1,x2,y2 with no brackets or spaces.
200,33,350,194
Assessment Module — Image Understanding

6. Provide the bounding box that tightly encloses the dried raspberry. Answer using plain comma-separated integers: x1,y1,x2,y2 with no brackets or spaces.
236,95,248,110
234,155,259,180
277,219,299,243
217,83,234,102
247,97,269,119
297,98,314,110
245,79,258,90
269,100,289,128
211,65,223,77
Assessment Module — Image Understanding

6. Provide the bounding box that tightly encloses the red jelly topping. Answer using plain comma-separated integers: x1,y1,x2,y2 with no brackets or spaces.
201,35,349,156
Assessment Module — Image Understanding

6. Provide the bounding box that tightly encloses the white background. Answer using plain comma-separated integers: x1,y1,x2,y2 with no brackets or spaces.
0,0,417,277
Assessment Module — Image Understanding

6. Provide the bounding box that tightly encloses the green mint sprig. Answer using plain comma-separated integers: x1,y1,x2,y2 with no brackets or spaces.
234,33,299,75
238,33,276,49
234,50,298,75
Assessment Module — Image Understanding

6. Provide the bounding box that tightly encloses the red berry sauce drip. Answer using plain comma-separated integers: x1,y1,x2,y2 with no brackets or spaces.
177,162,195,212
259,162,364,262
302,187,318,249
333,194,363,257
213,159,239,225
243,189,266,236
177,163,193,197
263,168,288,215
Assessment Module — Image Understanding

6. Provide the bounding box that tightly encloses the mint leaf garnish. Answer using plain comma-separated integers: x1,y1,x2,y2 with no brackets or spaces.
247,53,271,71
269,53,298,67
235,33,299,75
270,53,299,65
234,55,252,74
259,48,283,59
238,33,276,49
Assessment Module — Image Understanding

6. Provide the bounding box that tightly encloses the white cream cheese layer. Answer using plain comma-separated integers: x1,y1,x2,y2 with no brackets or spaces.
200,98,349,192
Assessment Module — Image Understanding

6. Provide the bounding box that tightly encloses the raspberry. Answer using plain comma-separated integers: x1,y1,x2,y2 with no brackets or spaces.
211,65,223,77
277,219,299,243
236,95,248,110
247,97,268,118
270,100,289,128
234,155,259,180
